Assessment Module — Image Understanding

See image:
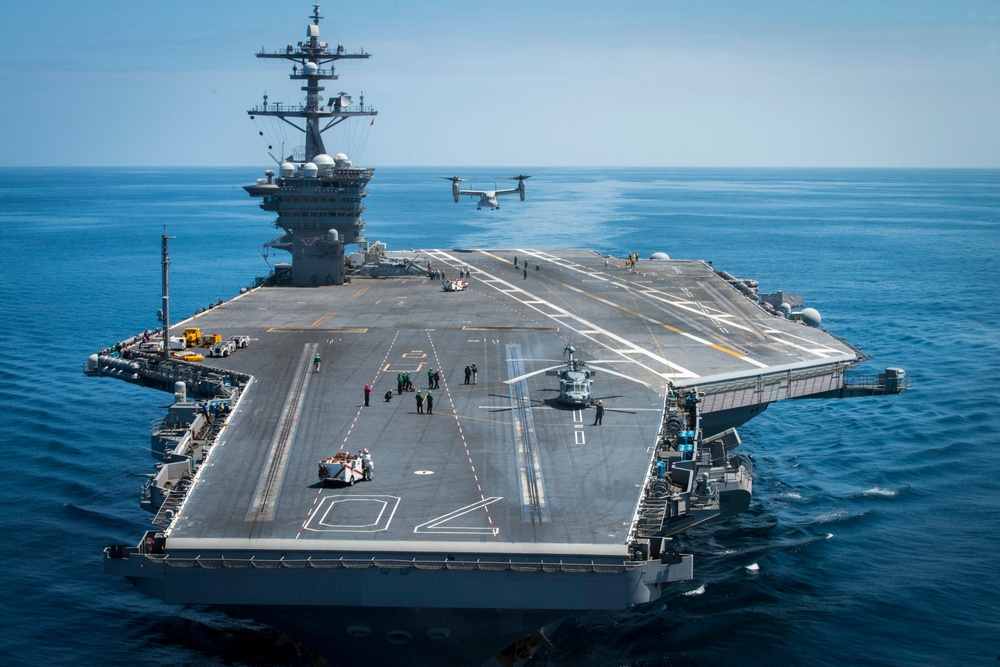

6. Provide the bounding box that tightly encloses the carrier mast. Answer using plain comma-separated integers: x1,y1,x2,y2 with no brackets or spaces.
248,4,376,161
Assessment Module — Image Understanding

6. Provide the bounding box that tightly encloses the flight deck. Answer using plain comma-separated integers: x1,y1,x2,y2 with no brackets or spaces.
163,248,858,556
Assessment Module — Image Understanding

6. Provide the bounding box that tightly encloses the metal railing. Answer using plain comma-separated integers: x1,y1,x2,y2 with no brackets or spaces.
152,555,640,575
248,103,377,115
843,371,911,393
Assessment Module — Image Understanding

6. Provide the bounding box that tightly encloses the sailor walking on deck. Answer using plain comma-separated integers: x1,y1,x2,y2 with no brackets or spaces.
425,391,434,414
593,400,604,425
364,384,371,406
314,353,321,372
362,448,373,481
415,391,424,414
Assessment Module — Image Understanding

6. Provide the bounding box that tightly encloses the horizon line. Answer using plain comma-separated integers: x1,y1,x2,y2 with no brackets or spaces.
4,165,999,171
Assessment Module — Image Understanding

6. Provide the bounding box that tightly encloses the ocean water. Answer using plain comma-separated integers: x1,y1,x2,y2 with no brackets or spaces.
0,167,997,666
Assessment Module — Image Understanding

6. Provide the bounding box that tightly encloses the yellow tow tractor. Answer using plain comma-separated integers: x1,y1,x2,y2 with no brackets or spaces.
182,327,202,348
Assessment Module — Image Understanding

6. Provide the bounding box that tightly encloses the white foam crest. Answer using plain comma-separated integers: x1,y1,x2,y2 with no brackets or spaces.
745,563,760,572
863,486,898,498
683,584,706,596
814,509,851,523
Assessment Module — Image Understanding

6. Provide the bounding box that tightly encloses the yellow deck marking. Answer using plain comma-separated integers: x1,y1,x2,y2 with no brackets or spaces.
266,326,367,333
309,312,336,328
708,342,748,359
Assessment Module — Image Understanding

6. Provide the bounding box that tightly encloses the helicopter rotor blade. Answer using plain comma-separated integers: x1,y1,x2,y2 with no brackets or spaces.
584,359,640,365
592,365,655,387
503,364,566,385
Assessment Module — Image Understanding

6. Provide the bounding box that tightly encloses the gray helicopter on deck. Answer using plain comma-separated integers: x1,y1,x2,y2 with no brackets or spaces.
442,174,531,210
504,345,644,407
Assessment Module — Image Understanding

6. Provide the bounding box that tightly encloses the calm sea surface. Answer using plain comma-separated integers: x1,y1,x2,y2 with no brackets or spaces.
0,167,997,666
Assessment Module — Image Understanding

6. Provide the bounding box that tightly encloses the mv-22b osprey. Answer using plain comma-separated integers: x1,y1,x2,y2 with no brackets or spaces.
442,174,531,210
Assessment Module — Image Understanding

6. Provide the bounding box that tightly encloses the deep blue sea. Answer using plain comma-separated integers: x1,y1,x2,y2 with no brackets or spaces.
1,167,998,666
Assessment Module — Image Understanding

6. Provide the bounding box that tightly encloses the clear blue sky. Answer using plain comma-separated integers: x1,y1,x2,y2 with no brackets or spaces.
1,0,997,167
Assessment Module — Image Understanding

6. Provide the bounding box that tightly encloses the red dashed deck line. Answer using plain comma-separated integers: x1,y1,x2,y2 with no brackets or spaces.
298,331,401,538
296,489,323,539
337,329,401,453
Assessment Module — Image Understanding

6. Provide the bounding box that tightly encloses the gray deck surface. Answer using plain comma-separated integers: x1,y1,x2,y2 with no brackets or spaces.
167,250,856,555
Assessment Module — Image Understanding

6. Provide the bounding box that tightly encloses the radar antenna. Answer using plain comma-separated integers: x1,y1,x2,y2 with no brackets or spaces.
247,4,377,161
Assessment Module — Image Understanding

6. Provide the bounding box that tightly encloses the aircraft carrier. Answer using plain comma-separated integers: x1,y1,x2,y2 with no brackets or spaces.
89,6,907,666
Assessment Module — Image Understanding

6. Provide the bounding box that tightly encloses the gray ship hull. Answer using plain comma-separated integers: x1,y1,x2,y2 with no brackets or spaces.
110,545,692,666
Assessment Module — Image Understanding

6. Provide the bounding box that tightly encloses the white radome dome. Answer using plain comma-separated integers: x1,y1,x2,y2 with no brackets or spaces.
302,162,319,178
800,308,822,328
303,62,319,75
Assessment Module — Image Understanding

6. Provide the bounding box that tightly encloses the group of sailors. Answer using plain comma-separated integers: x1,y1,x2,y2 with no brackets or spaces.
384,372,415,402
201,401,232,419
426,262,473,281
603,252,641,270
370,364,484,413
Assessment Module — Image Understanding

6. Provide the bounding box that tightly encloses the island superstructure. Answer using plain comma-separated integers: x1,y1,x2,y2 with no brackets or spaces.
244,4,376,286
89,6,908,666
